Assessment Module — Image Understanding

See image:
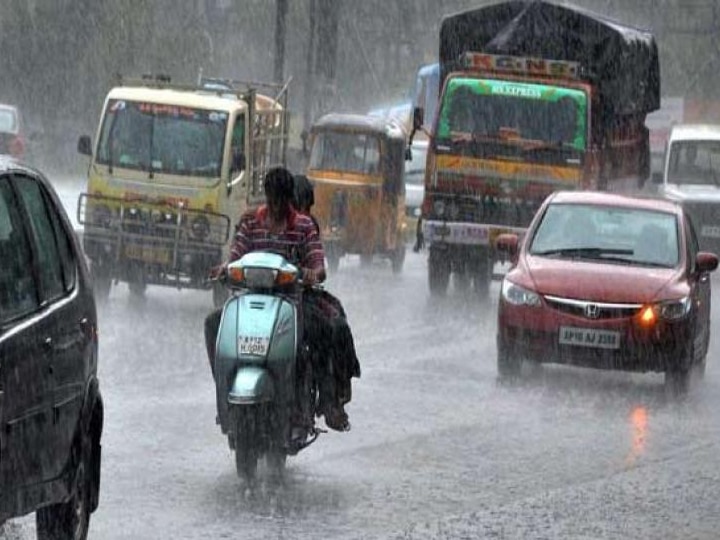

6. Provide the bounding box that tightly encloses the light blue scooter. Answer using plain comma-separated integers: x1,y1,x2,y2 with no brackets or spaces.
214,252,321,481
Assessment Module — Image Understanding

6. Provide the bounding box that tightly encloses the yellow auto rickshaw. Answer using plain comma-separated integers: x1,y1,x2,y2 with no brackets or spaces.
306,113,408,272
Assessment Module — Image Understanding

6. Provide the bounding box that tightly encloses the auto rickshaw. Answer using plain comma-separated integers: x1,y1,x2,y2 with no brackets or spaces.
306,113,407,272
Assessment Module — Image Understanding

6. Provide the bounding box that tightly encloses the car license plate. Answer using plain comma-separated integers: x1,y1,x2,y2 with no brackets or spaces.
700,225,720,238
125,244,171,265
559,326,620,350
238,336,270,356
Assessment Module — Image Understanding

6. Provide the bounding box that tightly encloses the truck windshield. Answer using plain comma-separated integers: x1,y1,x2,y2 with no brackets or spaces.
96,99,229,178
436,78,587,152
309,131,381,175
667,140,720,186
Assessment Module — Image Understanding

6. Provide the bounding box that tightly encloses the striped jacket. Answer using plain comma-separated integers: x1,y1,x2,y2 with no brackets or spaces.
229,205,325,271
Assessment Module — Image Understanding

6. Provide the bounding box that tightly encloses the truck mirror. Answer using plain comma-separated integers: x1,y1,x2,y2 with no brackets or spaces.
77,135,92,156
412,107,424,131
651,171,663,184
405,146,413,161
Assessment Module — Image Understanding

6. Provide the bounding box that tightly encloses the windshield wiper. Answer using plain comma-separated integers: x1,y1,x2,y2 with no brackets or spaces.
533,247,634,259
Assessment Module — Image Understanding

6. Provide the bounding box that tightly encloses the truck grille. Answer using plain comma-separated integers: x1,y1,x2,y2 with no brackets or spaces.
427,193,542,228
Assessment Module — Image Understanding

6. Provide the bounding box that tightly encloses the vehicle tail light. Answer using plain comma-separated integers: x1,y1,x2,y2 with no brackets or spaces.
9,135,24,158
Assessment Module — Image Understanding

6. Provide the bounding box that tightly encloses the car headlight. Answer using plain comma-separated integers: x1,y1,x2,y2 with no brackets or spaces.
501,278,542,307
657,296,692,320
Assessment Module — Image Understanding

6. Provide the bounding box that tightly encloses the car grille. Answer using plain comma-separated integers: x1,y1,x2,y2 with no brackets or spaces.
544,295,642,320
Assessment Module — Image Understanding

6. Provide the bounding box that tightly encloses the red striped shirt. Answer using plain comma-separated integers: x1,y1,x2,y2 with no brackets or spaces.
229,205,325,271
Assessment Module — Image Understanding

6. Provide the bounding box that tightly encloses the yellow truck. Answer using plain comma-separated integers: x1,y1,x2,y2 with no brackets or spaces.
77,75,289,305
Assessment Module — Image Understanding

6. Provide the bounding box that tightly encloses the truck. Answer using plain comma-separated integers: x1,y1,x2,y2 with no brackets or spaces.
411,0,660,297
76,75,290,305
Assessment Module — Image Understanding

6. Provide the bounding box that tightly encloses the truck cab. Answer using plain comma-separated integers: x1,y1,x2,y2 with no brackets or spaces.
654,124,720,253
77,76,289,304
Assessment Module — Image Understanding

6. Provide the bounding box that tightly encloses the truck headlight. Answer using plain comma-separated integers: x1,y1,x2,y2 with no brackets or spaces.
191,215,210,240
501,278,542,307
433,200,446,217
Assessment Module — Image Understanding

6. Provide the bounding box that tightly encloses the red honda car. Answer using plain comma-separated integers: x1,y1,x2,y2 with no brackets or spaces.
496,191,718,390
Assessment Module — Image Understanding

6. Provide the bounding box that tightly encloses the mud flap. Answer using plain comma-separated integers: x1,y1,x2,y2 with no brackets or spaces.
228,367,275,405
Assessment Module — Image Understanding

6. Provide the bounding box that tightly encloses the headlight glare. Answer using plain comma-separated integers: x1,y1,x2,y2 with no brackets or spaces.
433,199,446,217
501,278,542,307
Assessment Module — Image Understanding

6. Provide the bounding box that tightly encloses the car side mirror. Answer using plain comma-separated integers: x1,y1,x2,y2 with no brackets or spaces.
651,171,664,184
495,233,519,261
696,251,718,273
77,135,92,156
412,106,424,131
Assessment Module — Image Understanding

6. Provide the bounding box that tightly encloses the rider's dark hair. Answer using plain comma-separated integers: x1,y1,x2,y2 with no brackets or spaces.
293,174,315,212
264,167,295,206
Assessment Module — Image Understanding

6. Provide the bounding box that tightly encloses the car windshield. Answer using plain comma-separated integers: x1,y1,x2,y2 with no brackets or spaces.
436,78,588,151
0,108,17,133
530,203,680,268
309,131,381,175
96,99,229,178
666,140,720,186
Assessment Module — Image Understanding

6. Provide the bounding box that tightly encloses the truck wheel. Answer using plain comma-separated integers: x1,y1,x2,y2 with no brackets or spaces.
127,265,146,297
91,262,111,302
428,248,450,296
36,432,92,540
473,257,492,300
360,253,373,267
391,243,406,274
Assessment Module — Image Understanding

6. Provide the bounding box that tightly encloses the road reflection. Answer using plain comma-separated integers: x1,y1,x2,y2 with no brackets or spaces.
625,405,649,466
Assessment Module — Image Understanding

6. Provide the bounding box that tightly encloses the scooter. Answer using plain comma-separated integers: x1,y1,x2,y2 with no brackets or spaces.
214,252,321,481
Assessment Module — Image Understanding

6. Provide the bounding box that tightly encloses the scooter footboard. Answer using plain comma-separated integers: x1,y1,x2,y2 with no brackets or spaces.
228,366,275,405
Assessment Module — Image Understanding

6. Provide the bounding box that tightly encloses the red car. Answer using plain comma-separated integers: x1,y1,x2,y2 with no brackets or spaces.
0,103,25,158
496,191,718,390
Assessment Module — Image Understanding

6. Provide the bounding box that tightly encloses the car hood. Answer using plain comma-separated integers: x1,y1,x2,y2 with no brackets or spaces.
521,255,681,303
661,183,720,203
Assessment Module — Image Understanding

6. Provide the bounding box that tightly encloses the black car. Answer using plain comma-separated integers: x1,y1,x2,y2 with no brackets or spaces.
0,159,103,539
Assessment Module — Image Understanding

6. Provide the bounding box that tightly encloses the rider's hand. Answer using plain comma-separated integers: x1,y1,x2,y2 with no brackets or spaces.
302,267,320,285
209,263,227,280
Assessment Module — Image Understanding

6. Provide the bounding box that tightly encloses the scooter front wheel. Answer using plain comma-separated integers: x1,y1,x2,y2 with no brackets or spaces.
232,407,259,482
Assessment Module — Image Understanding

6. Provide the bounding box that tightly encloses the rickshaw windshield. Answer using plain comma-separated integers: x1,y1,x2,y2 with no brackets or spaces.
96,99,229,178
309,131,381,175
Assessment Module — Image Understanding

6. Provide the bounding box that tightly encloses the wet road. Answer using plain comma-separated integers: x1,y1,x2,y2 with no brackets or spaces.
4,177,720,539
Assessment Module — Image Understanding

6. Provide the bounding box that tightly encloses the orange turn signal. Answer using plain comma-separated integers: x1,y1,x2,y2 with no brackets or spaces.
228,266,244,283
638,306,656,326
275,270,296,286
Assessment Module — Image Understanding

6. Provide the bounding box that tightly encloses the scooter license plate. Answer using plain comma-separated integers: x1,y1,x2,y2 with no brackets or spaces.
238,336,270,356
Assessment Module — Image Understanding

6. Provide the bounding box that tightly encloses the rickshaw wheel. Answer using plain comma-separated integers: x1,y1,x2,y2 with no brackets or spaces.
391,243,406,274
327,253,340,273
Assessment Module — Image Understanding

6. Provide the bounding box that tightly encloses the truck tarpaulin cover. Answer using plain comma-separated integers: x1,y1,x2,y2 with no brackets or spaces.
439,0,660,115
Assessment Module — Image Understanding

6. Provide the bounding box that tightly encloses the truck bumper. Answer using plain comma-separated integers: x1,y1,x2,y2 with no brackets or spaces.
423,220,525,246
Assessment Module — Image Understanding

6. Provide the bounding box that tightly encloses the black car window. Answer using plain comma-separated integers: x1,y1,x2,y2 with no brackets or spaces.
14,174,65,303
0,177,39,323
46,194,77,292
